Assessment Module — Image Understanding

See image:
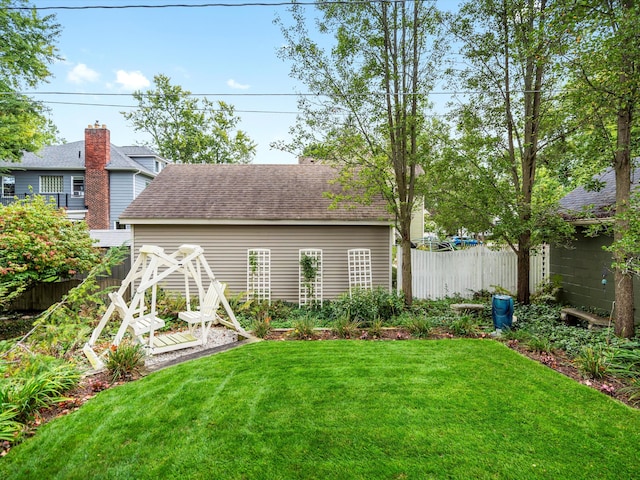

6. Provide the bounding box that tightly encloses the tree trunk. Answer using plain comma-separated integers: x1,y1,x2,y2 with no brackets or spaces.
516,232,531,304
613,105,634,338
399,209,413,307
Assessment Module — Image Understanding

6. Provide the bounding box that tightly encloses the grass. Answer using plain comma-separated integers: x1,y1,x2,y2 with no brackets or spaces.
2,340,640,479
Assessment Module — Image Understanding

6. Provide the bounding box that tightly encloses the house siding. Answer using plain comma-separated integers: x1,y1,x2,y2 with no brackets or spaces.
109,172,134,227
10,170,86,210
130,224,392,302
551,230,640,323
131,157,158,173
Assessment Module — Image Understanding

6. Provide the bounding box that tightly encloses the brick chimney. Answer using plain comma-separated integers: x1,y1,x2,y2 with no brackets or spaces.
84,122,111,230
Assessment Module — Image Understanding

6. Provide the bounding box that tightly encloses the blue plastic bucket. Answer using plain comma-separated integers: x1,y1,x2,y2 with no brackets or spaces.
491,295,514,330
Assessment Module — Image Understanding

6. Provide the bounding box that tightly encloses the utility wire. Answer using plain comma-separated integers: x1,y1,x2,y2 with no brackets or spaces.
6,0,419,11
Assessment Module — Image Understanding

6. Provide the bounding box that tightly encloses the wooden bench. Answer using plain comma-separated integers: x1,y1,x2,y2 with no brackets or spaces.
451,303,485,315
560,307,611,329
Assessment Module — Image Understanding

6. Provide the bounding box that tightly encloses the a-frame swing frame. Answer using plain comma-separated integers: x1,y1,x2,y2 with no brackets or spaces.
83,244,251,370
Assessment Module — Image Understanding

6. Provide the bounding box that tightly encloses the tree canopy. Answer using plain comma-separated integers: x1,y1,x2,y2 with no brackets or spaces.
276,0,446,304
0,0,61,161
0,196,101,309
122,74,256,164
419,0,575,303
564,0,640,338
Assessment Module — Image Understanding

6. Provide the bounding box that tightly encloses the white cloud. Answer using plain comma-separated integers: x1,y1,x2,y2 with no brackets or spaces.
67,63,100,84
115,70,150,90
227,79,250,90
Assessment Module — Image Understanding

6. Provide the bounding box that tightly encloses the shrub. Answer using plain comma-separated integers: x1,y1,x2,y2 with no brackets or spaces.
290,316,316,339
329,287,404,327
106,341,145,382
331,317,361,339
0,407,22,442
1,357,80,423
368,318,384,338
526,335,554,354
447,315,482,337
251,317,272,339
405,316,432,339
575,346,611,379
608,342,640,378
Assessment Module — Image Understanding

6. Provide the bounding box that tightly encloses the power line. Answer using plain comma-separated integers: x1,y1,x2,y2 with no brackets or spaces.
6,90,521,97
39,99,302,114
6,0,415,11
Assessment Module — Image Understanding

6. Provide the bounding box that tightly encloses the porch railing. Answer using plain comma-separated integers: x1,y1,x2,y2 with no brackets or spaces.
0,193,85,209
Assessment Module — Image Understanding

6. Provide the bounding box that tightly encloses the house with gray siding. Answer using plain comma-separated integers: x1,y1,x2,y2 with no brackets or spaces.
0,123,168,230
553,166,640,324
120,164,394,303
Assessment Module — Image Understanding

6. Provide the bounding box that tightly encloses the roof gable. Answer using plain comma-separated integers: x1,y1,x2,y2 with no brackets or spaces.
120,164,392,224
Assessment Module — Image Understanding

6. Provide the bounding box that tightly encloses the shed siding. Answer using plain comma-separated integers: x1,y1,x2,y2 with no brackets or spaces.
109,172,134,227
131,224,392,302
551,230,640,323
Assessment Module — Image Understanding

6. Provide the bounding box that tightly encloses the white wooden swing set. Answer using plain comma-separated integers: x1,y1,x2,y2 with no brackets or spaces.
83,244,250,370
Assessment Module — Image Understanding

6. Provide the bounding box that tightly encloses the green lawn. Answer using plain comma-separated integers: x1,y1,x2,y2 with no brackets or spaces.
2,340,639,479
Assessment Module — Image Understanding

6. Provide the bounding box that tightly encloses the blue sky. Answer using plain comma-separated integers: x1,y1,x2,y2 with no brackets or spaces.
29,1,456,164
31,0,302,164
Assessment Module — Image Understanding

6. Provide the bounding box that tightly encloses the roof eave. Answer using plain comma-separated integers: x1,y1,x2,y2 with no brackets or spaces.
120,218,393,226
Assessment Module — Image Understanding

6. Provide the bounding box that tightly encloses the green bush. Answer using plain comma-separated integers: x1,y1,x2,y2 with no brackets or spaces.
608,342,640,378
290,316,316,339
575,346,611,379
251,317,273,339
331,317,361,339
106,341,145,382
447,315,482,337
368,318,384,338
0,356,80,423
0,407,22,442
405,316,432,338
526,335,554,354
329,287,404,327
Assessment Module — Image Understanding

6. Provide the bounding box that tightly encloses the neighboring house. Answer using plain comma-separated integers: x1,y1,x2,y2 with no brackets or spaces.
0,123,169,230
120,163,394,303
552,166,640,323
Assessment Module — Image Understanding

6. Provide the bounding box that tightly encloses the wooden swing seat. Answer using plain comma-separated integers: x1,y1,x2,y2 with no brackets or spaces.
129,314,166,337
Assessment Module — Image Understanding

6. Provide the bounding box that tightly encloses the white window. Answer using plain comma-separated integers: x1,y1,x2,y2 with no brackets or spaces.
72,176,85,197
154,160,162,173
2,176,15,197
39,175,64,193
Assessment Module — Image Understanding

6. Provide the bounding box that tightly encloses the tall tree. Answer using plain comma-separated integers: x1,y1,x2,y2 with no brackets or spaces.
437,0,571,303
0,0,60,161
565,0,640,338
276,0,446,305
123,74,256,164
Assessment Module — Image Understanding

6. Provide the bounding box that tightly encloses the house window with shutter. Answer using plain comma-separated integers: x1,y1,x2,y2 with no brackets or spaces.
39,175,64,193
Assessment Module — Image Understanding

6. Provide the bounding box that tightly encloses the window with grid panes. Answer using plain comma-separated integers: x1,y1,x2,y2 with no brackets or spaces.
2,176,15,197
39,175,64,193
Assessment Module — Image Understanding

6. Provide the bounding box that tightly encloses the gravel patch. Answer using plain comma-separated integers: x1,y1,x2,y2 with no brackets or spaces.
144,327,243,371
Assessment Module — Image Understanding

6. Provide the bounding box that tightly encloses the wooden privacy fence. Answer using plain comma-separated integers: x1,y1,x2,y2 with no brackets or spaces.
397,245,549,300
8,255,131,312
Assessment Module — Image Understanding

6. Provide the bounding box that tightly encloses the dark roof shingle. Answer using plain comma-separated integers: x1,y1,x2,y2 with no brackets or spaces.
560,166,640,220
120,164,392,223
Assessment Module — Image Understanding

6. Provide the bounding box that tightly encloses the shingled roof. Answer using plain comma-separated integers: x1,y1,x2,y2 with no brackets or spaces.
120,164,392,224
560,167,640,222
0,141,160,175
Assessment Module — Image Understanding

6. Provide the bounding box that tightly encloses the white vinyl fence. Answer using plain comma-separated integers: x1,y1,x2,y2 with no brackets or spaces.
397,245,549,300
